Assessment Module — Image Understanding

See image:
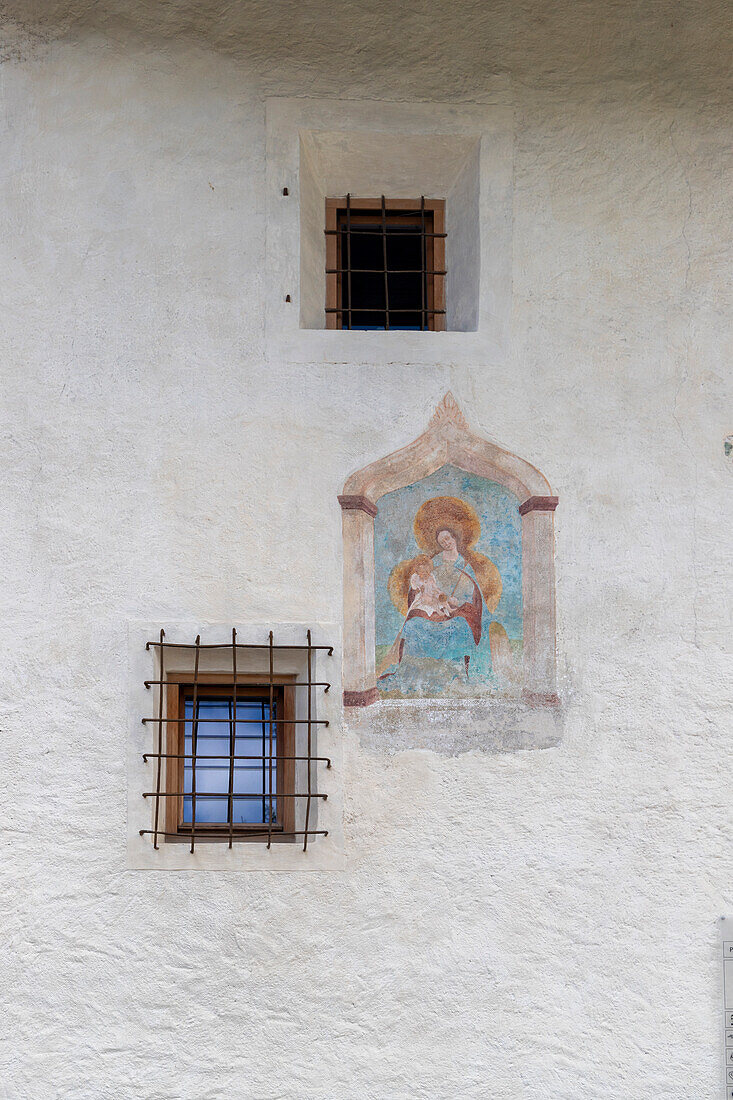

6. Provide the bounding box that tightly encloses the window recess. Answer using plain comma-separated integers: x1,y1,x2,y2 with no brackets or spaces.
325,196,446,331
141,630,333,853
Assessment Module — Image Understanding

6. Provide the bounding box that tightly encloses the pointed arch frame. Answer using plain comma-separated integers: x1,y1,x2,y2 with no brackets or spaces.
338,394,559,707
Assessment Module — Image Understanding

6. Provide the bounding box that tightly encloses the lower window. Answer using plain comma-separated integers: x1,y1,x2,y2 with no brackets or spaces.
164,676,295,839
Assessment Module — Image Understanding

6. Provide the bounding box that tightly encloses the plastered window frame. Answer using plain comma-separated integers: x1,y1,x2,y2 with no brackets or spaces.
264,93,513,366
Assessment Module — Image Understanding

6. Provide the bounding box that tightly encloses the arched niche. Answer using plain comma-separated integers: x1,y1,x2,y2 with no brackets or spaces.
338,394,558,707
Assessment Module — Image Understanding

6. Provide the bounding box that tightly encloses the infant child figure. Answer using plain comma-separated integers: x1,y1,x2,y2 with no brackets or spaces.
409,555,454,618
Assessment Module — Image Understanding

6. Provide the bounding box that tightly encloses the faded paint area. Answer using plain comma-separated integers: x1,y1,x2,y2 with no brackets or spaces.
1,2,732,1099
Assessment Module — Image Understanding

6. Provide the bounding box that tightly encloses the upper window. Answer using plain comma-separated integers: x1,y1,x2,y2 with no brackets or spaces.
325,196,446,331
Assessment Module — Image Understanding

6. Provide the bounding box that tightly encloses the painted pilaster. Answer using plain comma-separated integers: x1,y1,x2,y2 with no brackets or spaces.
519,497,559,704
338,496,378,706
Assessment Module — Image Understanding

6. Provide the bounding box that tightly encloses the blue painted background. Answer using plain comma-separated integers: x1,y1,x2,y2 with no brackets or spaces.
374,467,523,670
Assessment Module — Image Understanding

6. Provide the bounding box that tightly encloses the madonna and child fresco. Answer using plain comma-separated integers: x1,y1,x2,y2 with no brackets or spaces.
375,466,523,699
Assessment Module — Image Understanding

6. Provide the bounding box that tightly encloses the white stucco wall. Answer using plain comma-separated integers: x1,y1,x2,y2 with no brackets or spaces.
1,2,731,1097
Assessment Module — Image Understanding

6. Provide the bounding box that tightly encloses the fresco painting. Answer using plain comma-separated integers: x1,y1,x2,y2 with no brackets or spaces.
374,466,523,699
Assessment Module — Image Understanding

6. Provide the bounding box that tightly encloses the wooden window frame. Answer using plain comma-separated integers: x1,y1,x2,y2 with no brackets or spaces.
325,197,446,331
163,673,296,841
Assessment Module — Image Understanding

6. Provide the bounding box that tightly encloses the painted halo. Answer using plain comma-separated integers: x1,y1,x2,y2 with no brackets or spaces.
413,496,481,554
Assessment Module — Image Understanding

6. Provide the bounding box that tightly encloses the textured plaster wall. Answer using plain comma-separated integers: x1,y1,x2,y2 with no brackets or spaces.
1,2,732,1097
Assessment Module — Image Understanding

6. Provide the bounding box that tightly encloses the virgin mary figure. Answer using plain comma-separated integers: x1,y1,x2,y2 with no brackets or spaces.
378,496,511,684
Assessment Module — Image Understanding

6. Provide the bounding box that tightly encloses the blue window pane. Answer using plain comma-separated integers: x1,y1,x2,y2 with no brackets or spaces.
183,794,230,823
182,697,277,825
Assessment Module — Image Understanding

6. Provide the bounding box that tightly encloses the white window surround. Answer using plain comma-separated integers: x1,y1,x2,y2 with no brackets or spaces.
264,95,513,366
126,622,345,871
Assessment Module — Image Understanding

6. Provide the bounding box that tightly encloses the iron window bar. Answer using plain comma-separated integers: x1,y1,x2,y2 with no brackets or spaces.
346,193,352,330
144,830,328,841
144,680,331,691
141,717,329,725
325,308,446,315
326,269,447,275
143,754,332,766
381,194,390,329
267,634,274,846
141,628,333,853
143,792,327,800
324,229,447,237
304,622,314,849
189,636,201,853
326,194,446,331
229,628,237,847
420,195,427,333
145,640,333,652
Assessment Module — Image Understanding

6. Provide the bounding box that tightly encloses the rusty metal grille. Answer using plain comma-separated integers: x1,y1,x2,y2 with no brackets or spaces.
140,630,333,853
325,195,446,330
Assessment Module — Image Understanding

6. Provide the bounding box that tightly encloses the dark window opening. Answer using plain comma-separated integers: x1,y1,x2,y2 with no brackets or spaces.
325,196,446,331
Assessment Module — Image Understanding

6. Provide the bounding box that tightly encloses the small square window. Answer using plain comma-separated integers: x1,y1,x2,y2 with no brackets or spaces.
163,676,296,840
325,197,446,330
